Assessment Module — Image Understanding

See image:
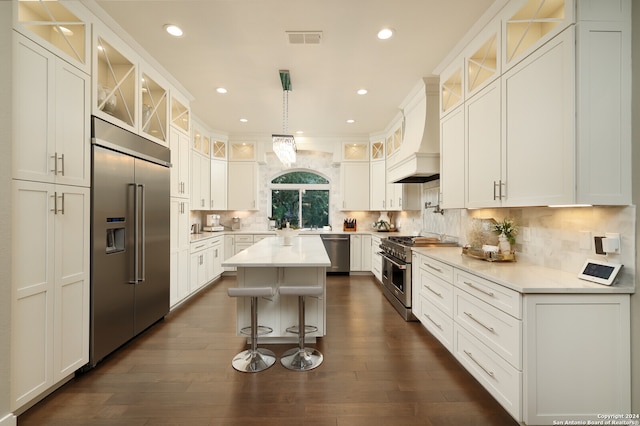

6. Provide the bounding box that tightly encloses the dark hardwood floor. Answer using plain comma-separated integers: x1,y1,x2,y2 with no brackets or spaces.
19,275,518,425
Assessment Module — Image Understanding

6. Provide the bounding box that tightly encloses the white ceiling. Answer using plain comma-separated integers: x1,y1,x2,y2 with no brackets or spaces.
93,0,495,140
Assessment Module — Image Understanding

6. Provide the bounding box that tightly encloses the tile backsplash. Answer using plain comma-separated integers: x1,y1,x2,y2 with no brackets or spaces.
422,181,636,283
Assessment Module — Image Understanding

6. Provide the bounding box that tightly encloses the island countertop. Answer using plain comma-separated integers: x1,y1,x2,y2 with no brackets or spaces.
222,235,331,268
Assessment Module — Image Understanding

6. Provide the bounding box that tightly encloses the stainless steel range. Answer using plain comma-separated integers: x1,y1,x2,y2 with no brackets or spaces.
379,235,457,321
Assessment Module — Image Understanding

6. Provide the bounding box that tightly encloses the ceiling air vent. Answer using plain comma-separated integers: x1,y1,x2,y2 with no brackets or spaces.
287,31,323,45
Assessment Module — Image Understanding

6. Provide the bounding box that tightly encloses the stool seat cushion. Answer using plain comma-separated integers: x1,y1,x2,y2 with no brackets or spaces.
279,286,323,297
228,287,275,298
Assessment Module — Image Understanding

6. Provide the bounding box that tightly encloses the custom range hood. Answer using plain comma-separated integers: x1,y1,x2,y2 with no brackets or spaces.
387,77,440,184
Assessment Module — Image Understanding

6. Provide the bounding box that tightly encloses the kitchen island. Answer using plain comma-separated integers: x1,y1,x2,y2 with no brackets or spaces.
223,235,331,343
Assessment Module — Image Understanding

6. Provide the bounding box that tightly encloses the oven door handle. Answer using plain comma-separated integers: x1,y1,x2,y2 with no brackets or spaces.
381,253,407,270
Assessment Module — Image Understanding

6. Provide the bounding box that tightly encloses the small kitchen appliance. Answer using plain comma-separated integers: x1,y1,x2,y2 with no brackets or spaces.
203,214,223,232
232,217,241,231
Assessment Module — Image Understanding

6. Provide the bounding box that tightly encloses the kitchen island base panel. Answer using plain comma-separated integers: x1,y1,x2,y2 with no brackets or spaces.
234,266,326,341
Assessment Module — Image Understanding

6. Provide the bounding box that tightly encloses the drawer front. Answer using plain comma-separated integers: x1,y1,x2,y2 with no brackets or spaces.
419,268,454,317
420,296,454,352
454,269,522,318
235,234,254,243
454,324,522,421
454,288,521,369
253,234,271,243
190,241,209,253
418,255,454,283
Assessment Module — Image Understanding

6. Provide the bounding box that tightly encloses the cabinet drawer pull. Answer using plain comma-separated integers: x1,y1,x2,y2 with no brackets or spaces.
425,285,442,298
424,314,443,330
464,311,495,333
463,350,495,378
425,263,442,273
463,281,494,297
194,244,206,250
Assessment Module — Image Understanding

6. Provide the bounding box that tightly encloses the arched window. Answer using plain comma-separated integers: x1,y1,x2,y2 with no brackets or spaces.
270,170,330,229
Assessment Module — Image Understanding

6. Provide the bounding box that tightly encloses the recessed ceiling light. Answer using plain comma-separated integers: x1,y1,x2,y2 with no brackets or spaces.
377,28,394,40
239,118,248,123
216,87,228,94
346,119,355,124
164,24,183,37
357,89,368,95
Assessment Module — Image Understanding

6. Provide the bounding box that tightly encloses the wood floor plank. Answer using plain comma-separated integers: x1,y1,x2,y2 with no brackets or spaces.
18,274,518,425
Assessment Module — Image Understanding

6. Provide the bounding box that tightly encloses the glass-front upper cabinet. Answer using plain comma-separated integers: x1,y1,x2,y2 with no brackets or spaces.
440,61,463,116
94,33,138,132
171,94,190,133
503,0,573,70
342,143,368,161
16,0,90,73
212,140,227,160
466,26,500,97
229,142,255,161
140,69,168,145
370,140,384,161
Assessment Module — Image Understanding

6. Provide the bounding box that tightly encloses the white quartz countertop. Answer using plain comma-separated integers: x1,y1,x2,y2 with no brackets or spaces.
412,247,634,295
222,235,331,267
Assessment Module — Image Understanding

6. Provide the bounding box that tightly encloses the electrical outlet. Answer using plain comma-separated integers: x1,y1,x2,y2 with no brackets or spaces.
521,227,530,242
579,231,591,250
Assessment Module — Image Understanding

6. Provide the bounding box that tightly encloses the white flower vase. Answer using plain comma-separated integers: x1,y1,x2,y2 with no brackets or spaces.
498,233,511,255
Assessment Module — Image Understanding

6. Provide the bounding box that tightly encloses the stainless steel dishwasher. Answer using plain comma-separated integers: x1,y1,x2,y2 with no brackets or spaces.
320,234,350,274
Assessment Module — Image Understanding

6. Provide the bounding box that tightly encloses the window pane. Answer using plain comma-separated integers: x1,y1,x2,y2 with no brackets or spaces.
271,189,299,227
301,190,329,228
272,171,328,184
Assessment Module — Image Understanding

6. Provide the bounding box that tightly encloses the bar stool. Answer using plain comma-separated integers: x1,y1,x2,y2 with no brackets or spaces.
279,286,324,371
227,286,276,372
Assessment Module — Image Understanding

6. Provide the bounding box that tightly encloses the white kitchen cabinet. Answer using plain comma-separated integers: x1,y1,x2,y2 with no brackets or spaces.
12,180,89,410
340,162,369,211
465,80,502,208
439,105,465,209
14,0,91,74
228,162,258,210
224,234,236,272
575,18,631,205
361,235,372,272
523,294,630,425
439,60,464,117
139,66,169,146
170,94,190,135
191,236,222,292
349,234,362,271
465,22,500,98
191,151,211,210
210,158,227,210
385,182,421,212
502,27,575,206
369,160,386,210
169,126,190,199
170,199,190,307
93,26,139,133
502,0,573,72
371,235,382,282
342,142,369,161
13,34,90,188
349,234,372,272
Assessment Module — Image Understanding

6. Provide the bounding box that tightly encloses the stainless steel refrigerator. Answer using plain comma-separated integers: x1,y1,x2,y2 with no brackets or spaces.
89,116,171,367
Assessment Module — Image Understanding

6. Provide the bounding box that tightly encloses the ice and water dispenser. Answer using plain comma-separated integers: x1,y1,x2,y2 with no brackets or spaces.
105,217,126,254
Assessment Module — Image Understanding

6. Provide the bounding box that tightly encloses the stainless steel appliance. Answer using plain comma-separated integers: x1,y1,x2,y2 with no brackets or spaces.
89,116,171,367
320,234,350,274
379,236,457,321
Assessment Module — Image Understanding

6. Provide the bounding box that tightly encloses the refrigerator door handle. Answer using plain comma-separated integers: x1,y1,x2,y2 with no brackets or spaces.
138,183,146,283
129,183,140,284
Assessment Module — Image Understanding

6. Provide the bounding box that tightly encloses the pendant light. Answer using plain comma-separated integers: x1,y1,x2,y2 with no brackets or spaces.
272,70,297,167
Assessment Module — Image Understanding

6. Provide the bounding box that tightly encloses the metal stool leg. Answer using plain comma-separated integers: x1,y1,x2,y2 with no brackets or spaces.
281,294,323,371
231,295,276,373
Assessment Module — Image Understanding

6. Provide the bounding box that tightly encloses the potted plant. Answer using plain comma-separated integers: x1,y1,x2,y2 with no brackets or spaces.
494,218,518,254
